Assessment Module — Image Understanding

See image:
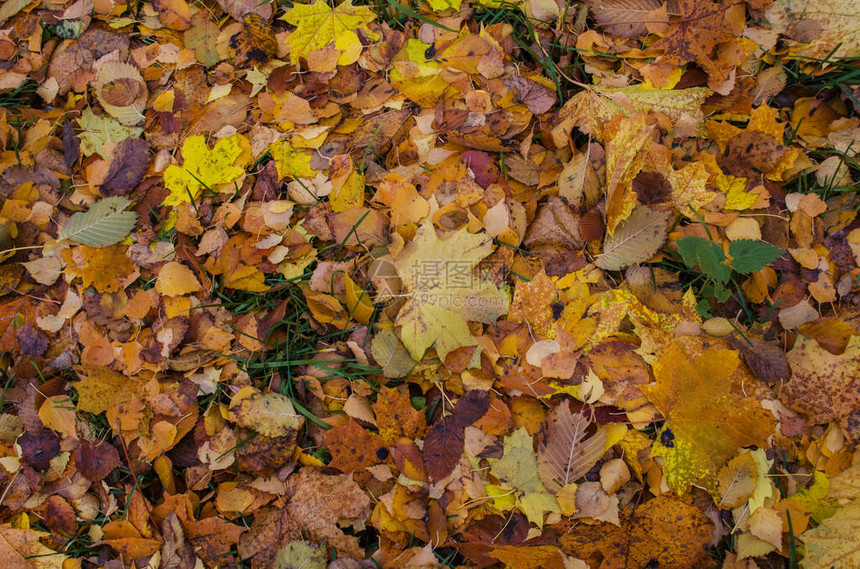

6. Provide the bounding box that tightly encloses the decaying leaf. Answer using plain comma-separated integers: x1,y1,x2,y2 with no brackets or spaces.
3,0,860,565
800,502,860,569
604,113,654,235
783,335,860,431
227,387,305,437
560,495,713,569
644,342,776,493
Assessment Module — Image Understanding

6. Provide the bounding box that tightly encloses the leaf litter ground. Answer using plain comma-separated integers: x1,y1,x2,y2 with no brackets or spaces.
0,0,859,567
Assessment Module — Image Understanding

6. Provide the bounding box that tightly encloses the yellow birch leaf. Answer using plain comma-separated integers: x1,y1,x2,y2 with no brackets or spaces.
155,261,202,297
344,274,374,325
788,471,839,524
227,386,304,437
717,452,758,509
746,448,775,514
330,169,365,212
282,0,375,65
38,395,77,439
222,265,269,292
427,0,463,11
151,0,191,30
750,507,784,551
484,483,517,510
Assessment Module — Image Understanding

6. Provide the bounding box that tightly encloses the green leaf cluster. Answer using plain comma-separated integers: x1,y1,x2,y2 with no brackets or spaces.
675,237,784,317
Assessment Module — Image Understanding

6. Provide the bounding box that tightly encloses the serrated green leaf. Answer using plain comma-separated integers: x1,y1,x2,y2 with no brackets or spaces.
58,197,137,247
676,236,731,284
728,240,785,274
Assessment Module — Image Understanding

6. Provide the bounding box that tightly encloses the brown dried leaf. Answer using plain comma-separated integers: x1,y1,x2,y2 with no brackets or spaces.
537,403,606,493
596,205,671,270
783,335,860,430
101,138,149,197
560,495,713,569
285,468,371,558
585,0,668,38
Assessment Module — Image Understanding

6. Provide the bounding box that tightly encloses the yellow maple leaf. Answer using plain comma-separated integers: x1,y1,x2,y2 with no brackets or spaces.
388,39,450,108
162,134,251,207
392,222,509,360
665,160,720,219
644,341,776,494
282,0,375,65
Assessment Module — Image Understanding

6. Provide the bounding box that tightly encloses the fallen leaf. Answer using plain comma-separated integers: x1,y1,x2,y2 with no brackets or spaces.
596,205,671,270
644,342,776,493
489,426,561,527
284,468,371,558
717,452,758,509
604,112,654,235
156,261,203,297
162,134,251,207
100,138,149,197
800,502,860,568
392,222,509,360
783,335,860,430
282,0,375,65
560,495,713,569
227,386,305,437
57,197,137,247
537,402,607,493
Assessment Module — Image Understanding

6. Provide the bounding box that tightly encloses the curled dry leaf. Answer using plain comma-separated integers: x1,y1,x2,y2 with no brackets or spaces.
95,61,147,126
